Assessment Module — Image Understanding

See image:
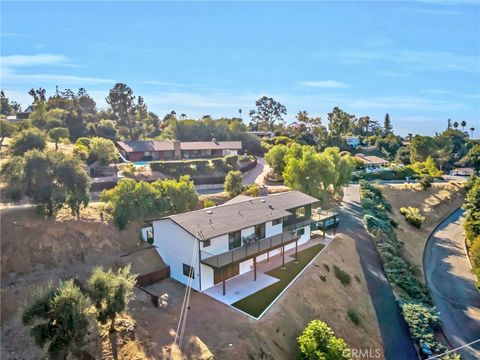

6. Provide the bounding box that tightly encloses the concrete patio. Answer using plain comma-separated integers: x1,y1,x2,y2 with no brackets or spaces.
202,235,333,306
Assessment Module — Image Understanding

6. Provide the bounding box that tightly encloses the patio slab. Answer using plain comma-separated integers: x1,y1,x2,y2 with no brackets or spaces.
202,271,280,305
201,235,334,307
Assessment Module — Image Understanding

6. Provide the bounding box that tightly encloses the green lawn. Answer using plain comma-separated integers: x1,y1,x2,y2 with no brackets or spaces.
232,243,325,318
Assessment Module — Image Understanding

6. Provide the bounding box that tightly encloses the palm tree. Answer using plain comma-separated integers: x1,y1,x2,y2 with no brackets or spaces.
180,113,187,120
408,133,413,142
453,121,459,129
471,127,475,138
461,120,467,131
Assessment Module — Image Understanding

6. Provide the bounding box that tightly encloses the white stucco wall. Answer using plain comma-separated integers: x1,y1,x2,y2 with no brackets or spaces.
200,263,214,289
153,219,201,291
203,233,229,255
240,259,253,274
265,220,283,237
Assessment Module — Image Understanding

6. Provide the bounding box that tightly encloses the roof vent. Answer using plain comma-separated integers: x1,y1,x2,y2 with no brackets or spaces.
260,199,266,203
268,204,274,209
250,200,254,204
206,210,213,214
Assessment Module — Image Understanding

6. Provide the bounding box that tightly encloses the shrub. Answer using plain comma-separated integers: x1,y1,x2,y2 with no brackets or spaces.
224,155,239,168
400,207,425,228
297,320,350,360
203,199,216,208
9,128,47,156
224,170,244,197
333,265,351,286
419,175,433,189
243,183,260,197
210,158,227,172
347,309,361,326
401,303,443,353
319,275,327,282
323,264,330,272
122,163,137,178
87,137,118,165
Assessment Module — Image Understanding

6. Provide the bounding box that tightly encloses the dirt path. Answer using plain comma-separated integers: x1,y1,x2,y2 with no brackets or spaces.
341,185,417,360
424,209,480,359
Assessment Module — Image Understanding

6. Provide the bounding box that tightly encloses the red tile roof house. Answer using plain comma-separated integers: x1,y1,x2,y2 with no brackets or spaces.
116,140,242,162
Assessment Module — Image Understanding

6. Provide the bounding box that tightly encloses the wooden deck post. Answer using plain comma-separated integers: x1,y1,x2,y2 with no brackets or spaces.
333,215,337,235
282,245,285,269
295,239,298,263
222,269,226,296
253,257,257,281
267,250,270,263
323,220,326,239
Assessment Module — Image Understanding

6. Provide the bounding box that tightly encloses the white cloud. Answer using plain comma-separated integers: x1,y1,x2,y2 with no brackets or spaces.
341,50,479,73
298,80,350,89
0,53,70,67
411,8,462,15
1,53,113,86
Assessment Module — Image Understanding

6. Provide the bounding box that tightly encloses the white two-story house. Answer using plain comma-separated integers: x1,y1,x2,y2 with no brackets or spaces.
149,191,320,294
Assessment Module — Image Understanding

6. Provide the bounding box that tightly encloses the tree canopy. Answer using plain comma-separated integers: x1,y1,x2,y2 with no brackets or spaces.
9,128,47,156
22,280,92,360
297,320,350,360
248,96,287,131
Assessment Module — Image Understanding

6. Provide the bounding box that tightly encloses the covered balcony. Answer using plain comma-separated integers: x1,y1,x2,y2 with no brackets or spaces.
200,231,300,269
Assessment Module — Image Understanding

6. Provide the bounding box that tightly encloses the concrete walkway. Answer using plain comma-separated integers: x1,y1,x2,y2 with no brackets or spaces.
424,208,480,359
202,236,332,306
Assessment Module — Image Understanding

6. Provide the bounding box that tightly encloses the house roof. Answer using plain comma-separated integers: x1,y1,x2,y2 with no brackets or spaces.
355,154,389,164
157,191,320,240
180,141,242,151
117,141,174,152
116,140,242,153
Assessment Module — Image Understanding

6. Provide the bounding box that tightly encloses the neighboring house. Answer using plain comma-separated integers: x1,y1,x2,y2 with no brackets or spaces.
355,153,390,168
116,139,242,162
247,131,274,139
450,167,476,176
344,136,360,147
147,191,324,294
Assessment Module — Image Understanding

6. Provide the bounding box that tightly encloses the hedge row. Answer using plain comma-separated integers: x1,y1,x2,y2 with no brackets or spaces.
149,155,245,178
359,181,456,358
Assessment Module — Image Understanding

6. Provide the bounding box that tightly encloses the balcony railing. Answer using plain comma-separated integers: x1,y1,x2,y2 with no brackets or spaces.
200,231,299,269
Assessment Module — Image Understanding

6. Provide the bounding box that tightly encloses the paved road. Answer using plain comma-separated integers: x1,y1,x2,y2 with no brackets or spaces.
339,185,418,360
242,157,266,185
424,209,480,359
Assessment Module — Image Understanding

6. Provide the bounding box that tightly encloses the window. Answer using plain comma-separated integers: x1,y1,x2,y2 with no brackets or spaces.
183,264,195,279
144,151,152,156
296,206,306,218
272,218,282,226
228,231,241,250
296,228,305,236
254,223,266,239
202,239,211,248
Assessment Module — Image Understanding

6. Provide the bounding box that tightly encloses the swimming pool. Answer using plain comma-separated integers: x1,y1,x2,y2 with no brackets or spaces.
133,161,150,166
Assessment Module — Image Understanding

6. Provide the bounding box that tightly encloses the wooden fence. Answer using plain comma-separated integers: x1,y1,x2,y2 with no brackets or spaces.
136,266,170,287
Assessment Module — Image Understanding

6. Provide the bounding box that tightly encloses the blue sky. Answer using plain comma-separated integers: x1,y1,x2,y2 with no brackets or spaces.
1,1,479,136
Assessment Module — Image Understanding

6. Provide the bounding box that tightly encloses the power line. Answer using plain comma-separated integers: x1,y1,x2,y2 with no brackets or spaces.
427,338,480,360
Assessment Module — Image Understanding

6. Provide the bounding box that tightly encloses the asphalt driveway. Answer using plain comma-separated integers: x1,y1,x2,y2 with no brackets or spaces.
340,185,417,360
423,208,480,359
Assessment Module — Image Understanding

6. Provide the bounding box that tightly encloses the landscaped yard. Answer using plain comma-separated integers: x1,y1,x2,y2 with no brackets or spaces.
232,243,325,318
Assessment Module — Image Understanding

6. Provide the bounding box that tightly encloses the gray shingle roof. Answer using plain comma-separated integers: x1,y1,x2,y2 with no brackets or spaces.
162,191,319,240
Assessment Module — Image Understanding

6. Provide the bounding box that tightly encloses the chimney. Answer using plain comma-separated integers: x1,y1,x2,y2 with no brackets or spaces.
173,140,181,159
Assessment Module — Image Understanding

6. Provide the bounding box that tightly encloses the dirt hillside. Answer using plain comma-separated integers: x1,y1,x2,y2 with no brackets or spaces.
381,181,466,278
125,233,383,359
1,206,382,359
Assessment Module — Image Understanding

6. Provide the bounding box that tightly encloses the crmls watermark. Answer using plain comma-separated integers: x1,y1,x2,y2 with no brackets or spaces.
343,348,383,359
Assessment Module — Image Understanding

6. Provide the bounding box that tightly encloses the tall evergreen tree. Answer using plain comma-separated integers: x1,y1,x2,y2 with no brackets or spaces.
383,113,393,135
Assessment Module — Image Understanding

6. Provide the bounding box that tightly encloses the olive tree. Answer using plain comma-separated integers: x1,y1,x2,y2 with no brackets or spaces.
9,128,47,156
22,280,92,360
224,170,244,197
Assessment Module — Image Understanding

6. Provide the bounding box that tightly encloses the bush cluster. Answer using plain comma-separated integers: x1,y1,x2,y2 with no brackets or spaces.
464,176,480,288
333,265,351,286
359,180,454,357
150,155,249,178
400,207,425,228
297,320,350,360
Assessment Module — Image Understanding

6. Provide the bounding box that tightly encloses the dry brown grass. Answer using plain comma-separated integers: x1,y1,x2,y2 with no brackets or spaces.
381,181,466,279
